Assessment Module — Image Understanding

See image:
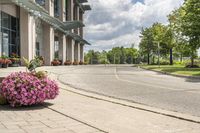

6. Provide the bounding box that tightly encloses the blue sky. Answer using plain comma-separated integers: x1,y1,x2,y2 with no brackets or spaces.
83,0,184,52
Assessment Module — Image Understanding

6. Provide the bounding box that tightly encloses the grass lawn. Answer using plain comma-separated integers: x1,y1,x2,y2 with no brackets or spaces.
140,65,200,76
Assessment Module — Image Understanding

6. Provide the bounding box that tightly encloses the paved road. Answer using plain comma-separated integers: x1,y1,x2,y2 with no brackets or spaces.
47,65,200,117
1,65,200,117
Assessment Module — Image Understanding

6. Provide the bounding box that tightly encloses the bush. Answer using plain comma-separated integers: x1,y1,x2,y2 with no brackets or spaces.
159,60,170,65
0,72,59,107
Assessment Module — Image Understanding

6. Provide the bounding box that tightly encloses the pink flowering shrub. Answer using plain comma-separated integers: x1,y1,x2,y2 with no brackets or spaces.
0,72,59,107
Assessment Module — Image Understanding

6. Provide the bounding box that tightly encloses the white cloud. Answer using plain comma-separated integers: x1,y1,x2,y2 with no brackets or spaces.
84,0,184,52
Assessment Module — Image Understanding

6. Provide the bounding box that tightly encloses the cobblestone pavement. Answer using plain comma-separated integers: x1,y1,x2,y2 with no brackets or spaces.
0,67,105,133
0,104,104,133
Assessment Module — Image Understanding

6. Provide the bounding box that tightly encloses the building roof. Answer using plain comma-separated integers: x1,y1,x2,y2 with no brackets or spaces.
75,0,91,12
82,5,91,11
77,0,88,3
66,32,91,45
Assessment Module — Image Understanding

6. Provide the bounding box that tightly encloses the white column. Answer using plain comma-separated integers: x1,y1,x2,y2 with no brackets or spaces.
61,0,66,21
65,0,75,62
59,34,66,64
74,42,80,62
70,0,74,21
77,6,80,35
80,44,84,62
20,7,35,64
66,37,75,62
43,25,54,65
43,0,54,65
45,0,54,16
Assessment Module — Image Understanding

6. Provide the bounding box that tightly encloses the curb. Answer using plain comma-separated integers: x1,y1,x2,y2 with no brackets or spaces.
55,75,200,125
139,66,200,80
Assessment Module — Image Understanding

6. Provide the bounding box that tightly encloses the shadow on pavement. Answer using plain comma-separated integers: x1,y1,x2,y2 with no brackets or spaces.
0,102,54,111
185,78,200,83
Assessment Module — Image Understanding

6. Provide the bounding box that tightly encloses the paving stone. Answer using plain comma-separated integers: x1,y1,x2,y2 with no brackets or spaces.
70,125,99,133
0,129,26,133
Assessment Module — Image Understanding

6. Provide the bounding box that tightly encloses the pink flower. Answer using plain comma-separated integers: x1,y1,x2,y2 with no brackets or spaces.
0,72,59,107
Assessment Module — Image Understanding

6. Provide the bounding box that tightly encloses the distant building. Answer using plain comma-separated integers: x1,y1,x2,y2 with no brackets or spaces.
0,0,91,65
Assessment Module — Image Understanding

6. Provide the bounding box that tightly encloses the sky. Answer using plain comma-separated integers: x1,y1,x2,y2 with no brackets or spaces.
83,0,184,52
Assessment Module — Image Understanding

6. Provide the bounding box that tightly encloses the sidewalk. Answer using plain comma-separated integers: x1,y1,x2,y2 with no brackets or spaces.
0,104,103,133
1,67,200,132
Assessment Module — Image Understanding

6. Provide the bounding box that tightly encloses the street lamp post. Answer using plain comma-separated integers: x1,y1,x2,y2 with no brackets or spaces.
158,42,160,68
153,41,161,67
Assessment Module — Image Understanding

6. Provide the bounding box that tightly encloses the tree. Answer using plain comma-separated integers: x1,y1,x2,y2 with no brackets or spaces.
84,50,100,64
180,0,200,66
107,47,123,64
168,8,184,64
125,48,138,64
151,23,168,65
139,27,155,64
99,51,109,64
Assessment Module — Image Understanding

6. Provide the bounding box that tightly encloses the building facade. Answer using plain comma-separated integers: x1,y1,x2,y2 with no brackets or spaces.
0,0,91,65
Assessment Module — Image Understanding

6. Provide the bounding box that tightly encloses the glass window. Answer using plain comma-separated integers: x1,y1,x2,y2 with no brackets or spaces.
54,0,60,17
9,44,17,55
0,11,20,57
65,0,68,21
36,42,40,56
54,36,59,59
2,30,9,56
1,12,10,29
11,16,17,31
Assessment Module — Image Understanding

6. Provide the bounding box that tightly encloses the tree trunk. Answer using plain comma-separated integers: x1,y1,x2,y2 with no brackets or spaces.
190,49,195,67
152,56,155,65
191,57,194,67
147,53,150,65
169,48,173,65
180,54,183,62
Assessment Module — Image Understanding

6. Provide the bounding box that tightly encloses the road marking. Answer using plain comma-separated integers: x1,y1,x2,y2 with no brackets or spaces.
114,67,185,91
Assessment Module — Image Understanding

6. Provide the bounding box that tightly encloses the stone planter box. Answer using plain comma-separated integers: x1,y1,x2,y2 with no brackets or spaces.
0,77,7,105
2,64,9,68
0,77,4,83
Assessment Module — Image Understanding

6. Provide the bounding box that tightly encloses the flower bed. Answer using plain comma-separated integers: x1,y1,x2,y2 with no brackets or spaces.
0,72,59,107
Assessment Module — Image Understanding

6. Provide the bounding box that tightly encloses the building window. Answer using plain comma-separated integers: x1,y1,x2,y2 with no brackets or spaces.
35,0,45,6
54,36,59,59
36,42,40,56
65,0,68,21
35,19,43,57
54,0,60,17
0,11,20,57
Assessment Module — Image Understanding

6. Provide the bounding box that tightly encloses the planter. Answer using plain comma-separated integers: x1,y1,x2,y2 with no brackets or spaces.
52,64,59,66
1,72,59,107
0,77,7,105
2,64,8,68
64,62,72,65
59,60,63,65
10,63,19,67
0,95,7,105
